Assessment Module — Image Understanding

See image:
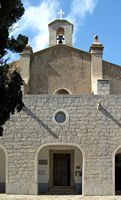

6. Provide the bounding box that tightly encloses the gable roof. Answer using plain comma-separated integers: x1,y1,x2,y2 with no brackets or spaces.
31,44,91,58
103,60,121,80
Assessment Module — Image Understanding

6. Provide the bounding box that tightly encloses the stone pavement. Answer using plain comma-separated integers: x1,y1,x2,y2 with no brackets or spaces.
0,195,121,200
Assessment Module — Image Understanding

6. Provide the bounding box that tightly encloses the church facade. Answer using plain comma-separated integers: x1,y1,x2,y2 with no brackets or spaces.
1,18,121,196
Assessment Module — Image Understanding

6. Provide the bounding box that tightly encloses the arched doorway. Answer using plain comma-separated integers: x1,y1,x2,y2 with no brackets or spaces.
0,147,6,193
115,148,121,195
35,144,83,194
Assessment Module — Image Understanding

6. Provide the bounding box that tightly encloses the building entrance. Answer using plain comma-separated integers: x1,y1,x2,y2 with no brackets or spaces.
37,145,83,194
0,147,6,193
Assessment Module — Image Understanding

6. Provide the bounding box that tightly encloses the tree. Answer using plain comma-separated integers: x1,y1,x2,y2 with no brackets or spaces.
0,0,28,135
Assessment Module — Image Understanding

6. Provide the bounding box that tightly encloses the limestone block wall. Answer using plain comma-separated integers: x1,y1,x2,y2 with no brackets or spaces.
97,80,110,95
0,95,121,195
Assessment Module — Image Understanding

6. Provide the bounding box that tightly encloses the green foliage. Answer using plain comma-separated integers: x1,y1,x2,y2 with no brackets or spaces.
0,0,28,58
0,63,24,134
8,34,28,53
0,0,24,28
0,0,28,135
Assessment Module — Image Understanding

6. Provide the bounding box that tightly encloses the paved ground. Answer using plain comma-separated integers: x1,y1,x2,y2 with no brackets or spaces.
0,195,121,200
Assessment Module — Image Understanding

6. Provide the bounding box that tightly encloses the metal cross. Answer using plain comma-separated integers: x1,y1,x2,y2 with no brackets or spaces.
57,9,65,19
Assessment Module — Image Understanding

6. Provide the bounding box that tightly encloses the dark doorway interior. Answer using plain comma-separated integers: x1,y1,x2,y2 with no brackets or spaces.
53,153,70,186
115,154,121,195
0,183,5,193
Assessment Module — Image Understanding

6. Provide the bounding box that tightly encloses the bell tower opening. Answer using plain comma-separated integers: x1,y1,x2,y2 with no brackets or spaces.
48,15,73,47
56,27,65,44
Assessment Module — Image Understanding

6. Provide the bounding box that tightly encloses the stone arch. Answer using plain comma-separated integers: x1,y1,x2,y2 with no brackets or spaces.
34,143,84,195
53,88,72,94
57,27,65,36
113,146,121,195
0,145,8,193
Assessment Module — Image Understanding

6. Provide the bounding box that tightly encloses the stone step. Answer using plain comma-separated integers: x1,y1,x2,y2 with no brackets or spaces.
1,195,121,200
47,186,75,194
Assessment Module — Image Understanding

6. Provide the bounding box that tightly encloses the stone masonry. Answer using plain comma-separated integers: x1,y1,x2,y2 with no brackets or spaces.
1,95,121,195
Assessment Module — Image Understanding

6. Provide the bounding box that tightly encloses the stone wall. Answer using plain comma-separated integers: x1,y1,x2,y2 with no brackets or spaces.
97,80,110,95
103,61,121,94
29,45,91,94
1,95,121,195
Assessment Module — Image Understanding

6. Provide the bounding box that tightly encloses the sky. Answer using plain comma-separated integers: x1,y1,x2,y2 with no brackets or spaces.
12,0,121,66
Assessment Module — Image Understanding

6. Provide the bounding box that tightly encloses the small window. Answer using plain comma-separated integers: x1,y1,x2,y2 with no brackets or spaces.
56,27,65,44
52,109,69,125
55,111,66,123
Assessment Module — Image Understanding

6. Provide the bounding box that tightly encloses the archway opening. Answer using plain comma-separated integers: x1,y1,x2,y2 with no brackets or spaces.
56,27,65,44
37,145,83,194
54,88,71,94
0,147,6,193
57,27,64,36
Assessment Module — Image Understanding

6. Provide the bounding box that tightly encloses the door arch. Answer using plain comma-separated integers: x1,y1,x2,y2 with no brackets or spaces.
35,143,84,195
0,146,7,193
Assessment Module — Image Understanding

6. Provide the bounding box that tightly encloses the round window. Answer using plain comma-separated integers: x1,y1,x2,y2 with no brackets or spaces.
55,111,66,123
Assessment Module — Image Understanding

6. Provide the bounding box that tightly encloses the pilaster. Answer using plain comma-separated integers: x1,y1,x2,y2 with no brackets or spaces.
89,35,104,94
19,44,33,94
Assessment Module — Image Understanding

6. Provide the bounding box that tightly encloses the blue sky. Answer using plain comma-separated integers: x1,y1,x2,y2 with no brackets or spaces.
13,0,121,66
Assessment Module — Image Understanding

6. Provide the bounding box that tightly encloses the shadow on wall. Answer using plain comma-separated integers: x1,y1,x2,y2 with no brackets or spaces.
30,63,61,94
98,104,121,127
23,106,58,139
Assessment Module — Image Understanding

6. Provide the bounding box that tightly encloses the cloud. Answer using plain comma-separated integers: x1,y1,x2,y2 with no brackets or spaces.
67,0,98,43
68,0,97,22
12,0,60,52
11,0,97,52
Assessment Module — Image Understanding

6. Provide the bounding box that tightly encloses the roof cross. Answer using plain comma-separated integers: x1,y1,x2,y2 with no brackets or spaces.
57,9,65,19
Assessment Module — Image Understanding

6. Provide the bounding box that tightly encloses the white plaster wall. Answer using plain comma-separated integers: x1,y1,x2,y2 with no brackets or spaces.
74,148,82,184
38,148,49,183
0,148,5,182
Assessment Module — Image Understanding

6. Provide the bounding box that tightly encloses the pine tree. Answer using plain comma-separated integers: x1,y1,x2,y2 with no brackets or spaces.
0,0,28,135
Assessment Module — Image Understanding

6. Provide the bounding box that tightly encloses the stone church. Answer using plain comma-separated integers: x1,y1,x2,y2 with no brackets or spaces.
1,16,121,196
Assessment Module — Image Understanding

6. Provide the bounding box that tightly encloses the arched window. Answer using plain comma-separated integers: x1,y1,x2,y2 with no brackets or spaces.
54,88,71,94
56,27,65,44
57,27,64,35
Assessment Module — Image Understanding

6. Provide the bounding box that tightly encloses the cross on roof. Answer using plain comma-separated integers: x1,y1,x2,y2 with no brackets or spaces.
57,9,65,19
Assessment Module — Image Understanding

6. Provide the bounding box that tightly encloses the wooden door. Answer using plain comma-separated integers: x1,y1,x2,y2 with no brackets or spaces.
53,154,70,186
